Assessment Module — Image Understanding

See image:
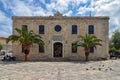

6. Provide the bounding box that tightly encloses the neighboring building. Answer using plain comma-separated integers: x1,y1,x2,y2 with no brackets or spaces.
12,12,109,61
0,37,12,51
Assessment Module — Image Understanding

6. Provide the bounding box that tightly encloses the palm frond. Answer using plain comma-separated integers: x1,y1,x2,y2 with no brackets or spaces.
74,34,102,48
6,35,19,43
15,28,22,34
7,28,44,47
0,43,3,50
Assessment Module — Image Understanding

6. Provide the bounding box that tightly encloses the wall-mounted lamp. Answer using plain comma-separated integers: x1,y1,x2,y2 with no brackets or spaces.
49,40,50,44
66,41,67,44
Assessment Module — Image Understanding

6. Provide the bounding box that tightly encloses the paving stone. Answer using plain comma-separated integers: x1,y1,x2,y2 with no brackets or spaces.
0,60,120,80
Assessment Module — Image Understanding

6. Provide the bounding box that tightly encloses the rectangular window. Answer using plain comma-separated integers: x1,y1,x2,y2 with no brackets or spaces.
88,25,94,34
22,25,28,31
72,43,77,53
39,25,44,34
39,46,44,53
90,47,94,53
72,25,77,34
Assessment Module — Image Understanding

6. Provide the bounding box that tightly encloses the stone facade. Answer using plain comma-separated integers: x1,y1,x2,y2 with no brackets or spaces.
12,12,109,61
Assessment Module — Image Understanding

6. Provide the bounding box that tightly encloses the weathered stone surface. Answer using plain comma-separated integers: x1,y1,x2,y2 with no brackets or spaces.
0,60,120,80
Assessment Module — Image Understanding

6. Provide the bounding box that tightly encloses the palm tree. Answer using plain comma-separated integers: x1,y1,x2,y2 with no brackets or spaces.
0,43,3,51
6,28,44,61
73,34,102,61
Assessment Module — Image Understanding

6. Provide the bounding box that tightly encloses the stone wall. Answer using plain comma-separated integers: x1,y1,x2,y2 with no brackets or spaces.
12,15,109,61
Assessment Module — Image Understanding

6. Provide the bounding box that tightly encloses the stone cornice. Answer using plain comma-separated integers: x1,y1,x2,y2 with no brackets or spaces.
12,16,109,20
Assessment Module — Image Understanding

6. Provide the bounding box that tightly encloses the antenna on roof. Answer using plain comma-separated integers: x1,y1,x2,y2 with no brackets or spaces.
89,0,92,17
90,10,91,17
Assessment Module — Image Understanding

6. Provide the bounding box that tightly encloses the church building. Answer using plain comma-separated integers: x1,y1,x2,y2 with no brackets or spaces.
12,12,109,60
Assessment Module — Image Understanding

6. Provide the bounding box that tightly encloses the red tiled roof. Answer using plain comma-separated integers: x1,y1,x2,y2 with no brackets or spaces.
0,37,7,40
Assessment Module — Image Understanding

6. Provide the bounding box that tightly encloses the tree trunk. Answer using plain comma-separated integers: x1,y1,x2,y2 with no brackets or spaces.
22,44,30,61
85,52,89,61
25,54,28,61
85,47,89,61
24,49,30,61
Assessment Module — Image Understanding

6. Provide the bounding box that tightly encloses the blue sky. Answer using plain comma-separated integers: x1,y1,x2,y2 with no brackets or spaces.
0,0,120,38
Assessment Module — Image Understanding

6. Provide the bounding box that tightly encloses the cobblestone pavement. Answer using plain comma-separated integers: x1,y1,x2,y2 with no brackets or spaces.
0,59,120,80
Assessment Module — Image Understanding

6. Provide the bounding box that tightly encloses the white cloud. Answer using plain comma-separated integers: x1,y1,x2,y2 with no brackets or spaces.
55,0,69,12
39,0,46,4
0,11,8,23
77,0,120,38
0,0,32,16
46,0,73,13
0,11,12,37
46,2,55,11
0,0,119,38
93,0,120,38
77,6,90,15
0,25,11,38
0,0,53,16
54,0,88,12
64,10,72,16
10,0,32,16
0,0,9,10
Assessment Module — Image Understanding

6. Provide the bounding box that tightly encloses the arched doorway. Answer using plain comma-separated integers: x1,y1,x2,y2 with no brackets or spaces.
53,42,63,57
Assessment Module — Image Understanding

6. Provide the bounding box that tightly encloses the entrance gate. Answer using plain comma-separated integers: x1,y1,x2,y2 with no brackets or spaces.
53,42,63,57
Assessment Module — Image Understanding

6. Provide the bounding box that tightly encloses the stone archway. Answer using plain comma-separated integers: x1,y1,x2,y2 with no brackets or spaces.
53,42,63,57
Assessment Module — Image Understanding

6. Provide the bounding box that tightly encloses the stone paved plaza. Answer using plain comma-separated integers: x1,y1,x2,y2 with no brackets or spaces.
0,59,120,80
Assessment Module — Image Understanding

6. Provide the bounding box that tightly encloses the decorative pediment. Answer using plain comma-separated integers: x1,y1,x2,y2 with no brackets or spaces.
52,35,63,41
54,11,62,17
